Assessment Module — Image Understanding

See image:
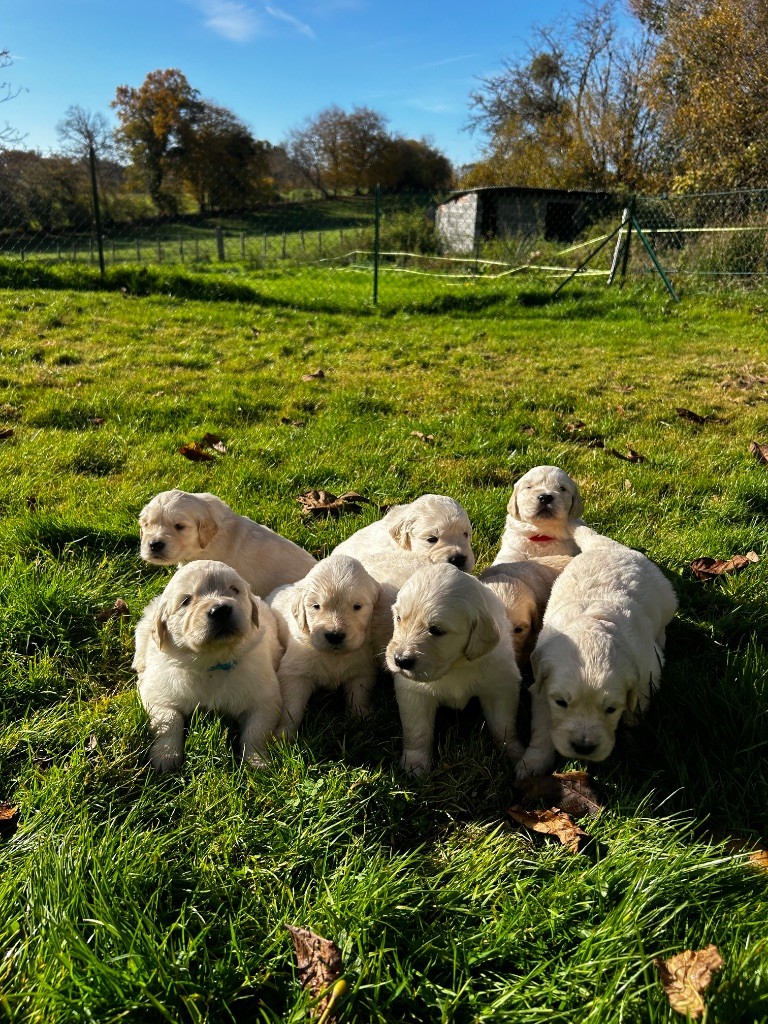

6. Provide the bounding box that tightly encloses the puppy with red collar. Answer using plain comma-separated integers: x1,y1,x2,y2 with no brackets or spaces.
492,466,584,563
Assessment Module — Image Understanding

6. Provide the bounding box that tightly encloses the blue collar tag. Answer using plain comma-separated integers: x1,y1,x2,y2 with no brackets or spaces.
207,660,238,672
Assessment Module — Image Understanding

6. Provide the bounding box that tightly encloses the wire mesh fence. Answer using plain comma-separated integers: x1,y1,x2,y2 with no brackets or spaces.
2,147,768,306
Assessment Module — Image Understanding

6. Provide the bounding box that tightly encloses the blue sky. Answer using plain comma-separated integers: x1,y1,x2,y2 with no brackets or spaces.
6,0,582,168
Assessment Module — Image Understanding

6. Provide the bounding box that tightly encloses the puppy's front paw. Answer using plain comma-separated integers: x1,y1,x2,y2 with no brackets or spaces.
401,749,431,776
241,746,267,768
513,747,553,780
503,738,525,763
150,743,184,773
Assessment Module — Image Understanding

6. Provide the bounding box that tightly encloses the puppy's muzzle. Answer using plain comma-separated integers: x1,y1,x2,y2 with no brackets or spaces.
570,739,598,756
148,539,166,555
447,553,467,570
393,653,416,671
324,630,346,648
207,603,237,637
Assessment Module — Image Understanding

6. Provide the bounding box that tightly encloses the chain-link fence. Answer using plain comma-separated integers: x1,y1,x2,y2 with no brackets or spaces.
2,147,768,306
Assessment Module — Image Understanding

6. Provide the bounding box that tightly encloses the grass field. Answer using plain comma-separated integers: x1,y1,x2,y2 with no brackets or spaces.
1,265,767,1023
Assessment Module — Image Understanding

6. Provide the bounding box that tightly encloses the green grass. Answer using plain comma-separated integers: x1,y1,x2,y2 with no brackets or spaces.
1,266,768,1022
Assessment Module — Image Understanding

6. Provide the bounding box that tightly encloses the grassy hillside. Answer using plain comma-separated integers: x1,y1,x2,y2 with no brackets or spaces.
0,269,767,1022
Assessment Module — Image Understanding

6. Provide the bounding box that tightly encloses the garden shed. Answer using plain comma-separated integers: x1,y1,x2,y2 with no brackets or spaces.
435,185,616,253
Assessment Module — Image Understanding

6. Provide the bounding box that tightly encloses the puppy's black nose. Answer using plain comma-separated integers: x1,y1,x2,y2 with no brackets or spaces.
208,604,232,622
538,493,554,506
394,654,416,670
149,539,166,553
324,631,346,646
448,553,467,569
571,739,597,756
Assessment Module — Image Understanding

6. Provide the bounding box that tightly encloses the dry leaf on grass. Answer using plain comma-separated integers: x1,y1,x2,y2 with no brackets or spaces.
286,925,345,1021
565,420,586,432
675,407,722,425
281,417,306,427
26,495,38,513
655,944,724,1019
90,417,106,428
178,441,215,462
95,598,130,623
410,430,436,443
608,446,646,463
0,803,19,839
0,427,14,440
690,551,759,580
515,770,604,818
507,805,592,854
297,490,372,518
201,432,226,454
749,440,768,464
302,368,326,381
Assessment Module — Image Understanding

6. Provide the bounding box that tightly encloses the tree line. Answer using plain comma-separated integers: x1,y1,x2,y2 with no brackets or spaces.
465,0,768,195
2,0,767,234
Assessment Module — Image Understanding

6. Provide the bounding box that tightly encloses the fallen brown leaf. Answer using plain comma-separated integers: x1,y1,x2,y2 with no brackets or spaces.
179,441,215,462
565,420,586,432
0,803,19,839
90,417,106,428
95,598,130,623
281,417,306,427
619,384,635,393
410,430,436,443
507,805,592,854
297,490,372,518
0,427,14,440
607,446,646,463
655,944,724,1019
302,368,326,381
286,925,345,1020
515,771,604,818
201,432,226,454
749,440,768,464
26,495,38,513
690,551,759,580
676,407,722,424
521,425,536,436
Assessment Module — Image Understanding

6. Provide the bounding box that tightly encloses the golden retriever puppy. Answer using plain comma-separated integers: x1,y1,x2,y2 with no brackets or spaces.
333,494,475,572
386,563,523,775
480,557,571,664
139,489,316,597
267,554,381,734
493,466,584,563
133,560,283,772
515,525,678,779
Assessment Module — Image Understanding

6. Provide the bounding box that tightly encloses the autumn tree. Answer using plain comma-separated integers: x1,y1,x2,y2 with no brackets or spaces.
633,0,768,191
465,0,659,191
376,137,454,191
285,105,390,196
111,69,201,214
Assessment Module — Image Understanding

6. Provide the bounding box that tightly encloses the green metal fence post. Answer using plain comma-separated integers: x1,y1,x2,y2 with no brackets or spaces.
88,145,106,281
629,214,680,301
373,183,381,306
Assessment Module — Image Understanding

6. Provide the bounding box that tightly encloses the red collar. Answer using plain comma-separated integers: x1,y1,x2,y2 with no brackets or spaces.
528,534,556,543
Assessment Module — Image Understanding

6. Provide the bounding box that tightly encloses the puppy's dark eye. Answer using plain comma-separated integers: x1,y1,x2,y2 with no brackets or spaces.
559,486,567,492
513,626,525,634
180,596,192,607
174,523,186,531
426,536,438,544
395,614,401,623
605,706,617,714
554,698,568,708
312,604,320,611
463,532,469,538
353,604,362,611
230,586,240,595
428,625,445,636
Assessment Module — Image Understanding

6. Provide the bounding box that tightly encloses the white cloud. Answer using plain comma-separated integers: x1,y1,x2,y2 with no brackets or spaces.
265,5,316,38
197,1,261,42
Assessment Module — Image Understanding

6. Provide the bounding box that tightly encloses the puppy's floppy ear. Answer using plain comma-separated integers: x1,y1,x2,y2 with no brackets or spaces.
291,589,309,634
197,516,219,549
387,505,413,550
464,604,501,661
529,644,550,696
625,683,638,712
568,482,584,520
507,485,521,521
152,601,169,650
250,594,261,628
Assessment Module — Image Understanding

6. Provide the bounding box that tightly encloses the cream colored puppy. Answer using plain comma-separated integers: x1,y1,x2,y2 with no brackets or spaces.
267,554,381,734
493,466,583,563
334,494,475,572
139,489,315,597
515,525,678,779
386,563,523,775
134,560,283,772
480,557,571,664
